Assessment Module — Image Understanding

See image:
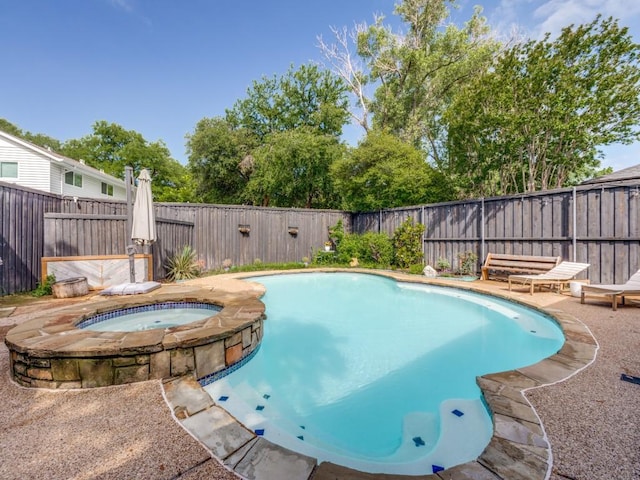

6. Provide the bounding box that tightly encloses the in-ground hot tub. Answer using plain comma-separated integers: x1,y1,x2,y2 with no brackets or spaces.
4,286,265,389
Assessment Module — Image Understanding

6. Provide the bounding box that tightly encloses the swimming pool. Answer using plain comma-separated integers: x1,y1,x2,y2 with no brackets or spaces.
203,272,564,474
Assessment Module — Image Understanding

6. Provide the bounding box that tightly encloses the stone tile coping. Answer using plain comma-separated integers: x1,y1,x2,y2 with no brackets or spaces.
164,269,597,480
4,284,266,389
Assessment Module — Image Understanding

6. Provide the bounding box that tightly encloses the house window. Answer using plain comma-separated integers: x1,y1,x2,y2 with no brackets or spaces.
101,182,114,196
0,162,18,178
65,171,83,187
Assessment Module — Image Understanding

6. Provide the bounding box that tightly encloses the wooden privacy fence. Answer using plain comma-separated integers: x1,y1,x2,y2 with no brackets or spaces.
1,179,639,295
0,183,61,296
43,205,348,282
352,181,640,285
153,203,350,270
43,213,194,281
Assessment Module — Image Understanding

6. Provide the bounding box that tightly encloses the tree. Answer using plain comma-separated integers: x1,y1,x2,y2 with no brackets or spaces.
319,0,498,162
444,16,640,196
61,121,192,202
188,64,350,206
226,63,350,140
331,131,450,211
0,118,62,151
186,117,256,204
245,128,344,208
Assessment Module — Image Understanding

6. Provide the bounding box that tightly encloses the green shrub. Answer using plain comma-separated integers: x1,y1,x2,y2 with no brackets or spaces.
360,232,393,266
335,232,392,266
457,251,478,276
165,245,202,281
392,217,425,268
328,219,345,249
32,274,56,297
408,264,424,275
316,218,393,268
436,257,451,272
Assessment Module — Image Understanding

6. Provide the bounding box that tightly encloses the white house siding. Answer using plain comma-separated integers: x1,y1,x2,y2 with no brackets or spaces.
50,163,63,195
0,132,128,200
0,136,52,192
53,163,121,200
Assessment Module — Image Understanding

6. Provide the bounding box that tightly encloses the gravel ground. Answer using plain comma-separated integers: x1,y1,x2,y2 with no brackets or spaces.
0,327,238,480
0,282,638,480
524,297,640,480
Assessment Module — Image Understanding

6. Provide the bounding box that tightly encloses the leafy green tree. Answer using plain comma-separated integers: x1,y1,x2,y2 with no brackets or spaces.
186,117,256,204
331,131,450,211
61,121,192,202
0,118,62,151
227,63,350,140
245,128,344,208
189,64,349,206
319,0,498,162
0,118,21,136
444,16,640,196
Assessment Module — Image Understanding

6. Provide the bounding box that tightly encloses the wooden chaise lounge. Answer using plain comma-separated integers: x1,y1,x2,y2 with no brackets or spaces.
580,269,640,310
481,253,561,281
508,262,590,295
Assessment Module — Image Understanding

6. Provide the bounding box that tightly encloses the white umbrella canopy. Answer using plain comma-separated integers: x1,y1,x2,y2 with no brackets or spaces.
131,168,156,246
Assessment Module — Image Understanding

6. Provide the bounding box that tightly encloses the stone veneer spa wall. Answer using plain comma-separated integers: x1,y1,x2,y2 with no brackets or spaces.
4,288,265,389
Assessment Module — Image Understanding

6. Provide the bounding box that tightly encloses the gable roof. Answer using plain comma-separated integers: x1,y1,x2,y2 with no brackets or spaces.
581,163,640,185
0,129,127,187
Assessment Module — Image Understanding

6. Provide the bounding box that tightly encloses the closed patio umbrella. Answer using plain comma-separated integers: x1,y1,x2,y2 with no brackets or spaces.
129,168,156,282
131,168,156,247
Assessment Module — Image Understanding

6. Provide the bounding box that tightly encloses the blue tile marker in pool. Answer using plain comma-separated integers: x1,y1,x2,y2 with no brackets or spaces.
255,429,265,436
452,409,464,417
432,465,445,473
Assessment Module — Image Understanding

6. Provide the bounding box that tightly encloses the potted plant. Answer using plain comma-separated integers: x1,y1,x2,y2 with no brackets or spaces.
324,241,332,252
302,256,310,267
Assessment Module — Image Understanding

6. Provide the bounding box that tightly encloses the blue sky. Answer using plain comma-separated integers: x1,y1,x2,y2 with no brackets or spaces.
2,0,640,172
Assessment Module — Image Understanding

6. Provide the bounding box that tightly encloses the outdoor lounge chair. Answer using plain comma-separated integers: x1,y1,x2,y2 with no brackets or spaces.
508,261,591,295
580,269,640,310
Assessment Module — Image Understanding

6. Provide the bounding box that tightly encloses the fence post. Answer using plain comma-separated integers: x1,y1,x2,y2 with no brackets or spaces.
480,197,486,263
572,186,577,261
421,205,425,264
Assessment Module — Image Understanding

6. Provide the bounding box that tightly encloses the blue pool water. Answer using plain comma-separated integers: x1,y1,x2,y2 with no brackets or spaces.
203,273,564,474
77,302,221,331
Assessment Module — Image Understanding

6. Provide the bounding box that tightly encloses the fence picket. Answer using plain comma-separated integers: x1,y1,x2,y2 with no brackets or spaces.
1,180,639,295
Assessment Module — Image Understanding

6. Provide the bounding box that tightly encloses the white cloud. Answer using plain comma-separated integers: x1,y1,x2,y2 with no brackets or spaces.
532,0,640,39
108,0,134,13
106,0,152,28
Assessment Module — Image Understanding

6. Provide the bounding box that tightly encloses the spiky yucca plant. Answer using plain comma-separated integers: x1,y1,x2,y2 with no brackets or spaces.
165,245,201,281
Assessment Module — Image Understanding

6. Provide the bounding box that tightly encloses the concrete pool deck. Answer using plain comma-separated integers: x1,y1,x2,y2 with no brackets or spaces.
1,270,639,479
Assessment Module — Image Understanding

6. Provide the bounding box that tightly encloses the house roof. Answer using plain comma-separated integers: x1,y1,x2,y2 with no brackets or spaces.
0,129,127,186
581,163,640,185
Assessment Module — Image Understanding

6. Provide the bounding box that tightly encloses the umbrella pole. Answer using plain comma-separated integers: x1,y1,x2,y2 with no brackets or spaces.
125,166,135,283
127,245,137,283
